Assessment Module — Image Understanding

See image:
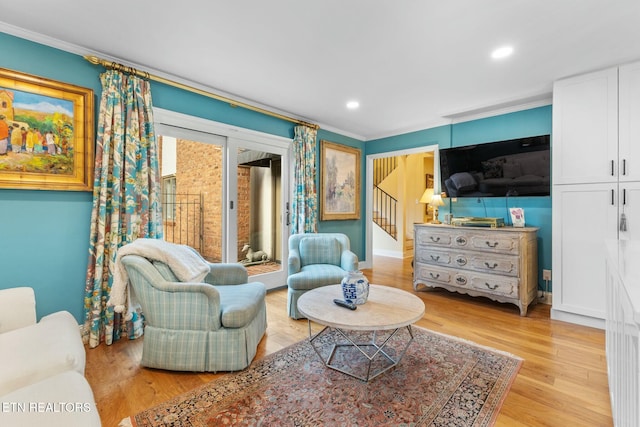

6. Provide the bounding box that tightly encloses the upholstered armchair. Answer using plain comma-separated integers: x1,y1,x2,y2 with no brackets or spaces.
121,255,267,372
287,233,359,319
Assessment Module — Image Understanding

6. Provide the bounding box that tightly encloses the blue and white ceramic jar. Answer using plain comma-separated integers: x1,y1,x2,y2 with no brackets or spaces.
341,270,369,305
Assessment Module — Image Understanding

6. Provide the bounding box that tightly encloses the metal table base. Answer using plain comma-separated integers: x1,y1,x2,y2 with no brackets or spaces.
306,322,415,382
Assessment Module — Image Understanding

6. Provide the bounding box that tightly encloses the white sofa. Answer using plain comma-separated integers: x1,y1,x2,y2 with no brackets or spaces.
0,287,101,426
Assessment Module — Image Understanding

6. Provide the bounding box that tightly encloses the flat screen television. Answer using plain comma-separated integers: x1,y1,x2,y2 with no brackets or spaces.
439,135,550,198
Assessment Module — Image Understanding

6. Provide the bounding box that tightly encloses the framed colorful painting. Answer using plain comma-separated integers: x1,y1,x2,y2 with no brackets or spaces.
0,68,94,191
320,140,361,220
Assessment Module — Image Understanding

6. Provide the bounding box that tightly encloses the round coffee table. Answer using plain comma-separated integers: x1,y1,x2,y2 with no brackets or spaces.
297,284,425,382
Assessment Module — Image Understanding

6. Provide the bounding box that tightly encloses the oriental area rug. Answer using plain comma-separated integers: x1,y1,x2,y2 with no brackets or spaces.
121,326,522,427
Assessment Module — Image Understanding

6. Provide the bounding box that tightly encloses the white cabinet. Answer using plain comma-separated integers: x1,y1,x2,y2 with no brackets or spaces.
619,61,640,183
552,67,618,185
552,60,640,328
552,184,618,325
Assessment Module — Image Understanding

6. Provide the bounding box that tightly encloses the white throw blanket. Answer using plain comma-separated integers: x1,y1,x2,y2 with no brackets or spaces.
108,238,211,319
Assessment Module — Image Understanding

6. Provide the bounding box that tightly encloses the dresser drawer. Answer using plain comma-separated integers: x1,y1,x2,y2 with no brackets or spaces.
468,254,518,276
467,233,519,254
469,274,519,297
426,229,520,255
452,229,520,254
420,247,519,277
415,247,452,266
414,263,456,286
415,228,453,247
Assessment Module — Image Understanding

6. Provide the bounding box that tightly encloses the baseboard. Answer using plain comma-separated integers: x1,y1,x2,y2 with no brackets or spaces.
372,249,404,259
537,292,552,305
550,308,605,330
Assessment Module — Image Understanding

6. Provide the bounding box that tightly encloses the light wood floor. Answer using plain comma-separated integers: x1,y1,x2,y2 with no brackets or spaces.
86,256,613,426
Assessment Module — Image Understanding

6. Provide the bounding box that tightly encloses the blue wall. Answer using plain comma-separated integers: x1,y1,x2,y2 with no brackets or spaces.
316,129,366,258
0,31,552,323
0,32,364,322
366,106,553,291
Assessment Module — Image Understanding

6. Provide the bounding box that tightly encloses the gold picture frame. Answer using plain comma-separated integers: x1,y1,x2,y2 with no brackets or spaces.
320,140,361,220
0,68,94,191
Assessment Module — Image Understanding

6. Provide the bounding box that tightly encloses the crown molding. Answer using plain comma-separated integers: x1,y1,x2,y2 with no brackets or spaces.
442,93,552,124
0,21,553,142
0,21,340,134
365,117,452,141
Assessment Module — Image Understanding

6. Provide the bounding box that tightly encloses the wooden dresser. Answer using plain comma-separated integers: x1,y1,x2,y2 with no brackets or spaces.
413,223,538,316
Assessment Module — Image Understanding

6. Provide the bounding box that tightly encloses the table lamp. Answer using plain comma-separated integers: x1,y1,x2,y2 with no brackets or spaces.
429,194,445,224
419,188,434,218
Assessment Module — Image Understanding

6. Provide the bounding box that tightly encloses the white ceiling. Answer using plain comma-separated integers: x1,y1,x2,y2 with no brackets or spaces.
2,1,640,140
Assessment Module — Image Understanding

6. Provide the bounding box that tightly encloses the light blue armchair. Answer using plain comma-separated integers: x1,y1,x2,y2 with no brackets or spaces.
287,233,359,319
121,254,267,372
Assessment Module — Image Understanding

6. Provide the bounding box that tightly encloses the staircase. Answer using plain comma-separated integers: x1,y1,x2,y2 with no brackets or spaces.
373,157,398,240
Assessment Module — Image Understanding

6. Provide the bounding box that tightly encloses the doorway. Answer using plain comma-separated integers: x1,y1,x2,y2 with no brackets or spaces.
365,144,439,267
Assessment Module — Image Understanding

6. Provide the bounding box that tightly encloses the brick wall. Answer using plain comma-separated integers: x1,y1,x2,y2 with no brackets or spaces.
162,138,250,262
236,166,251,261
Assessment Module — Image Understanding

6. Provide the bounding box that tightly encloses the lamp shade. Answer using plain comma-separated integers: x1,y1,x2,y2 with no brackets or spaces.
419,188,434,204
430,194,445,207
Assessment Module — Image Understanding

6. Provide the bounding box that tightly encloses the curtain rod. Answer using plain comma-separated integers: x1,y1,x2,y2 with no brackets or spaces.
84,55,319,130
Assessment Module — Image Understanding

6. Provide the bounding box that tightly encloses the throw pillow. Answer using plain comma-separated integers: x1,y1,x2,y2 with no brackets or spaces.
481,159,505,179
449,172,478,192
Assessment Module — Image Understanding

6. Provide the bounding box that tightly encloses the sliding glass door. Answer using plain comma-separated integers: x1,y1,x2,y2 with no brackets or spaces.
227,138,289,288
155,109,291,290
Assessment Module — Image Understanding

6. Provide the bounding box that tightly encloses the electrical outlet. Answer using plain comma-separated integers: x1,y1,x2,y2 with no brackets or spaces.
543,269,552,281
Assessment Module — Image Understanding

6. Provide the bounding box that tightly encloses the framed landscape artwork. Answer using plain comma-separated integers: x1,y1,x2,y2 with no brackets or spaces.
0,68,94,191
320,140,361,220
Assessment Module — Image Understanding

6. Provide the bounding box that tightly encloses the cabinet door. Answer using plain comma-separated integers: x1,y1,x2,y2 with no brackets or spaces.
619,182,640,241
552,67,618,185
552,183,618,319
619,61,640,183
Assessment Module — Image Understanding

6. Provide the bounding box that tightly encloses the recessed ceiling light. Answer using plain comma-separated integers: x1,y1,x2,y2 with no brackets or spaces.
491,46,514,59
346,100,360,110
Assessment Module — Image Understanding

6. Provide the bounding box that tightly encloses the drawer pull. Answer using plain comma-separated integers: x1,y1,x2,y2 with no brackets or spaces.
484,283,498,290
429,272,440,279
456,257,467,266
430,255,440,261
456,276,467,285
484,262,498,269
456,236,467,245
485,241,499,248
430,236,441,243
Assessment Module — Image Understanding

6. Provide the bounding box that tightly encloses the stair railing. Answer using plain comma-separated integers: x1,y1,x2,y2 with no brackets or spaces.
373,186,397,240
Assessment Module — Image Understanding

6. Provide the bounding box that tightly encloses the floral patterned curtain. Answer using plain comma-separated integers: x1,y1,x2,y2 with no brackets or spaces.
83,70,162,348
291,125,318,233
